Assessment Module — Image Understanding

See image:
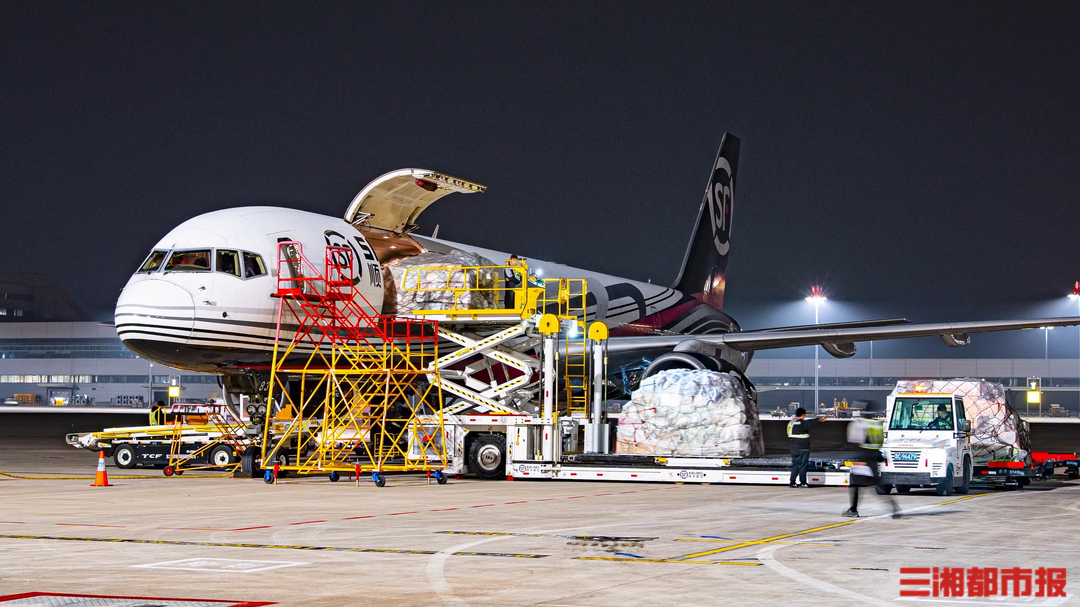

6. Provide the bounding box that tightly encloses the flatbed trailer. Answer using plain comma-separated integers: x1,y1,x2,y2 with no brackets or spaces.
66,403,252,472
419,412,851,486
1032,451,1080,479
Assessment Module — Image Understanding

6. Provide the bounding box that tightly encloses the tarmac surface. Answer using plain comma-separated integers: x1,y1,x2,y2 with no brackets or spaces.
0,439,1077,606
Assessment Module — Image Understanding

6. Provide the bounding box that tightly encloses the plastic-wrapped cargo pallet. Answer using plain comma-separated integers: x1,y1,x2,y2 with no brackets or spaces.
382,250,499,315
892,379,1031,462
617,369,765,457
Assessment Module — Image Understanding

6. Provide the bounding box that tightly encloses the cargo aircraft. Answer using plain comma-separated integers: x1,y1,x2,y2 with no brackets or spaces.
115,134,1080,406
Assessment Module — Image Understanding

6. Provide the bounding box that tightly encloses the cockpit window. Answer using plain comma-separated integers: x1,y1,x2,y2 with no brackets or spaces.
138,250,168,273
243,252,267,278
216,250,241,277
165,249,212,272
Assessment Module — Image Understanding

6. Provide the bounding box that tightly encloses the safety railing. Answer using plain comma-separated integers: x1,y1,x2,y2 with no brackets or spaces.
398,263,543,319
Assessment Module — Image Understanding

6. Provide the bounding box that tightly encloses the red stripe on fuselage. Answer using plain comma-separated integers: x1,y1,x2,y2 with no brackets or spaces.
608,300,700,336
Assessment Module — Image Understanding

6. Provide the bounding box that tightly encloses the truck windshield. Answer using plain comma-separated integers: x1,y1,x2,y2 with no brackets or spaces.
890,398,954,431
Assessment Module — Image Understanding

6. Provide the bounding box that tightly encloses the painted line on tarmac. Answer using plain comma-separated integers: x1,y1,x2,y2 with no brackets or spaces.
437,531,658,541
575,557,760,566
674,493,989,561
675,538,837,547
0,534,549,559
159,526,273,532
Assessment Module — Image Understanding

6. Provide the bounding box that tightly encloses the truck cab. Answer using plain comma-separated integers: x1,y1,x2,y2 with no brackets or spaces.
880,392,972,496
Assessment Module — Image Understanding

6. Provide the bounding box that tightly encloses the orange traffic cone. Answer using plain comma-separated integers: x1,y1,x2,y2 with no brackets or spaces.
90,450,112,487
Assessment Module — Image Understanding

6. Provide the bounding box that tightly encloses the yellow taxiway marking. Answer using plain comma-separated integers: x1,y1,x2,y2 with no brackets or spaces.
0,534,547,559
674,493,988,561
675,538,836,547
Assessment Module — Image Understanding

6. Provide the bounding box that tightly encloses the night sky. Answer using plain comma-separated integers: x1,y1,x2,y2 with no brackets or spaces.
3,3,1079,357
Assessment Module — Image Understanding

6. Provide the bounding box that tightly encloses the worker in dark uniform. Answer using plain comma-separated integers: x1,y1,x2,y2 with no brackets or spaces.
926,404,953,430
787,407,826,487
504,254,522,309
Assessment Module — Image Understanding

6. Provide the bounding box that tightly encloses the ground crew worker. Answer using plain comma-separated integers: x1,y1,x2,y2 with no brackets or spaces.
843,418,900,519
788,407,826,487
504,254,522,309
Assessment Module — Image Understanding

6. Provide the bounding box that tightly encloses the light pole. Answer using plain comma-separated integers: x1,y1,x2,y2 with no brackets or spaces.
1070,283,1080,407
1042,327,1053,360
806,285,826,414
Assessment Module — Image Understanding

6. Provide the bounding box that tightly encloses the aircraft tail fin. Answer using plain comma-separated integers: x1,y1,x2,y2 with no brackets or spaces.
672,133,740,311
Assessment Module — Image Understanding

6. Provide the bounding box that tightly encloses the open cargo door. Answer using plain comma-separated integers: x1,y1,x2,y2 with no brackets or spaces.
344,169,486,236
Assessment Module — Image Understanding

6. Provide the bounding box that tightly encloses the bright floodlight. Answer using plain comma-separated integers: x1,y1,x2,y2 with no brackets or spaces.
805,285,826,305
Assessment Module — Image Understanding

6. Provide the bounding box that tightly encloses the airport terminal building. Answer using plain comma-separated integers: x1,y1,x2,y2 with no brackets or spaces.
0,321,219,408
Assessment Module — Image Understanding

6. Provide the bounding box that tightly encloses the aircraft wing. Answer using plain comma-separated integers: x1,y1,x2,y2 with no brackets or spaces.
607,317,1080,355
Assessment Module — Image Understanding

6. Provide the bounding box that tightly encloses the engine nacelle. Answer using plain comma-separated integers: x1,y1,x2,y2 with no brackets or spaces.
821,342,857,358
641,350,757,404
941,333,971,348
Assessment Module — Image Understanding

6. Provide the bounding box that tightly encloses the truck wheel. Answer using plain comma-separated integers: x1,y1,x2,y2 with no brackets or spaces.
113,444,137,469
210,445,234,468
468,434,506,480
936,465,955,496
876,484,893,495
1017,476,1030,487
895,486,911,494
955,457,971,494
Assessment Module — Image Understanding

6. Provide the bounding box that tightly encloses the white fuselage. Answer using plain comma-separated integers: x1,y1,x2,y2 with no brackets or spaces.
115,206,720,374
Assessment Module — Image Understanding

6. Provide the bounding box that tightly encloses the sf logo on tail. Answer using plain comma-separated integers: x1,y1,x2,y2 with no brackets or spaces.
706,156,734,255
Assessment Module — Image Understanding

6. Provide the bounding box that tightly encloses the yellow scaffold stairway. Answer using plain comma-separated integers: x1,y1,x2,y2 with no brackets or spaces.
260,241,447,487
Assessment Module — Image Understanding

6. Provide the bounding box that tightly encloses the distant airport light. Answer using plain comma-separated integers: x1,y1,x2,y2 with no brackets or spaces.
805,285,826,305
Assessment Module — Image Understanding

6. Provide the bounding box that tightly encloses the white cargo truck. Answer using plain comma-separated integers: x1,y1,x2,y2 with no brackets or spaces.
879,380,1035,495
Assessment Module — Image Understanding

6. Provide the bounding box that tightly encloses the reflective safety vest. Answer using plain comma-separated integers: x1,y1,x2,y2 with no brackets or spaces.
847,418,884,449
787,418,810,439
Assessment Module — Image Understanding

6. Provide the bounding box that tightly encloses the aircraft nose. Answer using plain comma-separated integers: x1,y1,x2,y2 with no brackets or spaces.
114,279,195,354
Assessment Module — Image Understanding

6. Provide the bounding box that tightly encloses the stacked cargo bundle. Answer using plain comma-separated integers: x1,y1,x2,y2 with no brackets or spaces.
894,379,1031,461
382,250,499,314
616,369,764,457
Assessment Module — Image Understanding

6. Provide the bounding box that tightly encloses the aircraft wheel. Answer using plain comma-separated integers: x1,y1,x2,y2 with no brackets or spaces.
240,447,262,478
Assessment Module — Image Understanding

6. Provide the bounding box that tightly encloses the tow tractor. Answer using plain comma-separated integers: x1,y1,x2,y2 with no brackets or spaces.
879,381,1036,495
66,401,251,474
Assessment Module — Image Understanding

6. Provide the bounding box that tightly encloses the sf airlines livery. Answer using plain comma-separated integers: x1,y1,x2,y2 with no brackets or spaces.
115,133,1080,400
